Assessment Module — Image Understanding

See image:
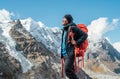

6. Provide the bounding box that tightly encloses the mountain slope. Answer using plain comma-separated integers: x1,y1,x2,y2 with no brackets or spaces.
21,18,62,54
83,38,120,79
0,42,22,79
9,20,61,79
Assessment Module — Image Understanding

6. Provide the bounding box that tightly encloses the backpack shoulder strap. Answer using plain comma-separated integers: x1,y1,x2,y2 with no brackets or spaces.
67,26,75,43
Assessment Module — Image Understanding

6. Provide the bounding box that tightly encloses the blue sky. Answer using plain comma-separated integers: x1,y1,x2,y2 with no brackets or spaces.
0,0,120,43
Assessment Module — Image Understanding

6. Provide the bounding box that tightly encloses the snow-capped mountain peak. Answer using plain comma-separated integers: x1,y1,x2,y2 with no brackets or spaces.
21,17,40,31
21,18,62,54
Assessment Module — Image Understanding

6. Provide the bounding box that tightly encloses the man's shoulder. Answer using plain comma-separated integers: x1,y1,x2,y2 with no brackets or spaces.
70,25,78,31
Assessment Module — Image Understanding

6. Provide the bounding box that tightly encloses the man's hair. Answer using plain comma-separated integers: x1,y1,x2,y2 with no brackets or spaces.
64,14,73,23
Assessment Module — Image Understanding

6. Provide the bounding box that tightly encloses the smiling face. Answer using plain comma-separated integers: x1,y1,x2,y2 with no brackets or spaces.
62,18,68,26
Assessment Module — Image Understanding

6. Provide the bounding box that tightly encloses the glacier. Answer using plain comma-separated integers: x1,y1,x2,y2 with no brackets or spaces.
0,22,33,73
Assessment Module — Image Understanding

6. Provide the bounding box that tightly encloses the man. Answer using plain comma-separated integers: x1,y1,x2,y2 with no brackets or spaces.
61,14,88,79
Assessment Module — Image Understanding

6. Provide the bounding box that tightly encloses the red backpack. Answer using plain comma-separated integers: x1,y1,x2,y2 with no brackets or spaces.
62,24,88,78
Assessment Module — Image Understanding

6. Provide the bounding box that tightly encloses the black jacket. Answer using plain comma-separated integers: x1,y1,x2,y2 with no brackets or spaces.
61,22,88,58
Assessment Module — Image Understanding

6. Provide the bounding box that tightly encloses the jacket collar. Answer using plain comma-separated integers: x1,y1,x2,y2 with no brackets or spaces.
63,22,76,31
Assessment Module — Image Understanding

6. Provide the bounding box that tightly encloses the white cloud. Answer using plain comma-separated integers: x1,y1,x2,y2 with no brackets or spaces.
113,42,120,52
0,9,14,22
88,17,119,41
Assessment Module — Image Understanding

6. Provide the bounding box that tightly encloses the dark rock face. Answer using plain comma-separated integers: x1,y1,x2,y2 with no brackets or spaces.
0,42,22,79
